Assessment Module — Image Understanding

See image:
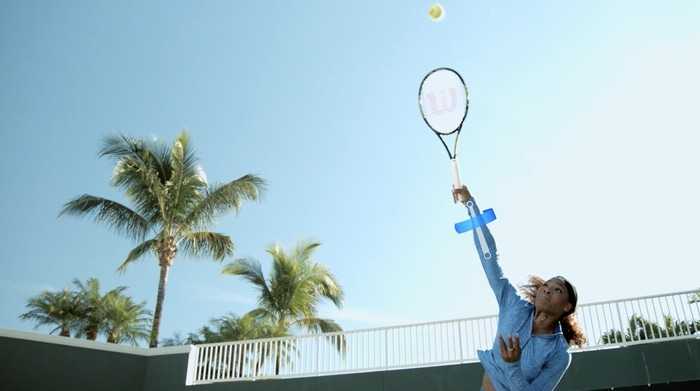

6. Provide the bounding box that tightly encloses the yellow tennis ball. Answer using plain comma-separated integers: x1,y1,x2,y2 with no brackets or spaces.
428,4,444,22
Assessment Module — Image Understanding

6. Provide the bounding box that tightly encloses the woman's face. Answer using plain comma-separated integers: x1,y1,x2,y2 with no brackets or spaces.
535,278,572,317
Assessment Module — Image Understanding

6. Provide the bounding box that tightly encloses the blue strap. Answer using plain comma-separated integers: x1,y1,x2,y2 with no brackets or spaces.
455,208,496,233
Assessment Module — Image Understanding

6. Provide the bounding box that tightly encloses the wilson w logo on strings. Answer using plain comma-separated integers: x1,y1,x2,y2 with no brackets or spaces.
425,88,458,115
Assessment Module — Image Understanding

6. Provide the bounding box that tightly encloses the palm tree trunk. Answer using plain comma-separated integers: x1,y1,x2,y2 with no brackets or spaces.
149,263,171,347
59,327,70,337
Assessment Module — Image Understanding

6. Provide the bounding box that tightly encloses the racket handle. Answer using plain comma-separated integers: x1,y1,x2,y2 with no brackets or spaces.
451,158,469,203
451,158,463,188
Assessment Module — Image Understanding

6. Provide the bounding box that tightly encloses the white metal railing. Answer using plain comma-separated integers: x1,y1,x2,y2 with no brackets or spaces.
185,289,700,385
575,289,700,348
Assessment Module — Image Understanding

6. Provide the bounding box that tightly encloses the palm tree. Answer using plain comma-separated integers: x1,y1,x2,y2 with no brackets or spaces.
223,241,344,335
600,314,700,344
197,313,280,343
19,289,80,337
60,132,265,347
160,332,198,347
101,293,151,345
72,278,127,340
600,329,627,344
690,291,700,304
160,314,273,346
626,314,664,340
662,315,700,337
223,241,345,374
192,313,286,377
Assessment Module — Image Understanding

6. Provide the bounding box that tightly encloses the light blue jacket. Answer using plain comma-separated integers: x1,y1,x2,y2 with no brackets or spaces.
466,198,571,391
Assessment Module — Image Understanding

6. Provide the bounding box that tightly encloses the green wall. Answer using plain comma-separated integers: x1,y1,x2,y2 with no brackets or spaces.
1,336,146,391
560,337,700,390
2,334,700,391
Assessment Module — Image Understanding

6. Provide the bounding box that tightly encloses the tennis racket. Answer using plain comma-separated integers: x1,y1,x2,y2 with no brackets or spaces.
419,67,497,237
418,67,469,203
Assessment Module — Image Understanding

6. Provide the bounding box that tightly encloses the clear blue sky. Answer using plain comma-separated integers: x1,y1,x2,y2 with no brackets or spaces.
2,1,699,344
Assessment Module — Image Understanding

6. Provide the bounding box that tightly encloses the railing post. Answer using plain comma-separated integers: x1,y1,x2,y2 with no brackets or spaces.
458,320,464,362
384,328,389,369
315,335,320,375
615,302,626,345
185,344,198,385
252,342,259,380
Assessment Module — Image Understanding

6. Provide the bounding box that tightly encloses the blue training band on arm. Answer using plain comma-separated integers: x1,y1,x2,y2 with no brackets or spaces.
454,208,496,233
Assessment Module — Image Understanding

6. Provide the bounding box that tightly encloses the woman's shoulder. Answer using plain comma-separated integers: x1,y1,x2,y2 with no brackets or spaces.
511,295,533,311
553,337,572,359
503,296,532,318
540,340,571,370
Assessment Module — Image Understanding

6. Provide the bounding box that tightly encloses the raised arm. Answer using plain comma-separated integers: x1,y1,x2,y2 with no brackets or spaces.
455,187,518,308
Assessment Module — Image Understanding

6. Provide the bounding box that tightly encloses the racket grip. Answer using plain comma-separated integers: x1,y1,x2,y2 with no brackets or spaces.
451,159,468,203
451,158,463,188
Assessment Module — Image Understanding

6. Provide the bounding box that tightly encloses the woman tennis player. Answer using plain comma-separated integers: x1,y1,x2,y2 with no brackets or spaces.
452,186,586,391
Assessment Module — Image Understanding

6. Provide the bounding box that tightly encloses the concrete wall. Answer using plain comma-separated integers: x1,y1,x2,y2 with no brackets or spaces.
560,337,700,390
1,335,146,391
142,352,190,391
2,329,700,391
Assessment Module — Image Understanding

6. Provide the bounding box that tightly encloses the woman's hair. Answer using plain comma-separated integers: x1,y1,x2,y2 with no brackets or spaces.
518,275,587,348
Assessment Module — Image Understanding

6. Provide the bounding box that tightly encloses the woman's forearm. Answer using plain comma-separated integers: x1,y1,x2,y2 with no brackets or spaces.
465,196,516,307
465,197,497,262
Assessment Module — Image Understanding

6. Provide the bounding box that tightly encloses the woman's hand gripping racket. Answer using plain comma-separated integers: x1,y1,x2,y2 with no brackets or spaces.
418,67,496,234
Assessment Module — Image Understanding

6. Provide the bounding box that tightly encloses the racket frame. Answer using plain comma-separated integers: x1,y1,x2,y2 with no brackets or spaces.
418,67,470,203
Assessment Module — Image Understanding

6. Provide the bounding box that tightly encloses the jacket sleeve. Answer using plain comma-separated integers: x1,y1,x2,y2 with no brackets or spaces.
503,350,571,391
466,197,519,309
